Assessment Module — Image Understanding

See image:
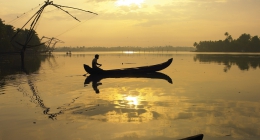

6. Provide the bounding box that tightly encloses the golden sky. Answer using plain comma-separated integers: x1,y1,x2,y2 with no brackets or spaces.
1,0,260,47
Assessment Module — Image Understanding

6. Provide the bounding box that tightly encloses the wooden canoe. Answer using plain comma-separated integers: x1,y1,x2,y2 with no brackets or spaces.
83,58,173,75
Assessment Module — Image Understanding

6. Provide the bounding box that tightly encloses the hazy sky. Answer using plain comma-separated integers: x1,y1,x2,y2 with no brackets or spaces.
1,0,260,47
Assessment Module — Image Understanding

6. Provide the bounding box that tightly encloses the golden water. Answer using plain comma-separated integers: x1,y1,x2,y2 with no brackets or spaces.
0,52,260,140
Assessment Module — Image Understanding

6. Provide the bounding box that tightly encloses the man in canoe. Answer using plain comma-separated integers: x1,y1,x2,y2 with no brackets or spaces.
92,54,102,70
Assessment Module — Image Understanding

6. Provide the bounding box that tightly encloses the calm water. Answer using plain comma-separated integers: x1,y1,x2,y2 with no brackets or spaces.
0,52,260,140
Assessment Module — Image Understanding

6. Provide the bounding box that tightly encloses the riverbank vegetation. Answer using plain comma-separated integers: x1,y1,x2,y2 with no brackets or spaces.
0,19,47,54
193,32,260,52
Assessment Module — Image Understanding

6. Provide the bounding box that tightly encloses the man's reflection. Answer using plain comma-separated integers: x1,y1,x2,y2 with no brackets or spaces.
92,80,102,94
84,76,103,94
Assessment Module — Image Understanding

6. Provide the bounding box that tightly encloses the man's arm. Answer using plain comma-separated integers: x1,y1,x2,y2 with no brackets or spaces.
97,62,102,66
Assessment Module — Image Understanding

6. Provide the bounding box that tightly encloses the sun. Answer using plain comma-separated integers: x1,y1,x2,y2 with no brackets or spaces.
116,0,144,7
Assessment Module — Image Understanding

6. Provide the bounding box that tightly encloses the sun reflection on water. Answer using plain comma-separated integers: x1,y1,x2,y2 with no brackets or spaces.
125,96,138,106
122,51,134,54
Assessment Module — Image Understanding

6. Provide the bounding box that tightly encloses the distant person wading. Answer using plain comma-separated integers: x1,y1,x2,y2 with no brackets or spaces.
92,54,102,70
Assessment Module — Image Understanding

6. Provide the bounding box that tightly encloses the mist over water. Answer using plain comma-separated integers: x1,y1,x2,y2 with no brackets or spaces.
0,52,260,140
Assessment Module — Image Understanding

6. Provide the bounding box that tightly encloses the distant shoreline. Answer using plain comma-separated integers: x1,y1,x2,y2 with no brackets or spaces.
53,46,196,52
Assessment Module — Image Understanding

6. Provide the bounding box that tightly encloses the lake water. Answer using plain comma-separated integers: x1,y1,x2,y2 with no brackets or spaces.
0,52,260,140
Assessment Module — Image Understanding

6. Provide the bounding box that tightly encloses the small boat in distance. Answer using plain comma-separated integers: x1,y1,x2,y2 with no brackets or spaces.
83,58,173,75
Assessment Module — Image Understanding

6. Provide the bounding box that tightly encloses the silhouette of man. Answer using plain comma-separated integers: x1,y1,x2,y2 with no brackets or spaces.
92,54,102,70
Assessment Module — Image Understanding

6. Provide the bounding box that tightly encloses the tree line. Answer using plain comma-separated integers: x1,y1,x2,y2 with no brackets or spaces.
193,32,260,52
0,18,47,54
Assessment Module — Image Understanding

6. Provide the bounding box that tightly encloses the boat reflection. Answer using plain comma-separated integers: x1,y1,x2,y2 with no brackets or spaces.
84,72,173,93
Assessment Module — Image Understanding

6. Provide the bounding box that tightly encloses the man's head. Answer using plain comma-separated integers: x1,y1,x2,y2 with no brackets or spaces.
95,54,99,59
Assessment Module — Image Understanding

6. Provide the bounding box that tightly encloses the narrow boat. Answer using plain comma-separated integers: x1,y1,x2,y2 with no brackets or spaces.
179,134,204,140
83,58,173,75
